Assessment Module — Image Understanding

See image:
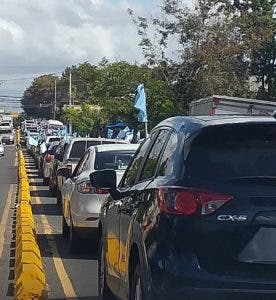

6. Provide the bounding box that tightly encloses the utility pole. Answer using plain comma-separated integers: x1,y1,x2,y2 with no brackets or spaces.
69,71,72,135
53,77,57,120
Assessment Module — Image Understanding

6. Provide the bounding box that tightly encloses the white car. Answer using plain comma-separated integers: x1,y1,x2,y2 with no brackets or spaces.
60,143,139,252
0,138,4,156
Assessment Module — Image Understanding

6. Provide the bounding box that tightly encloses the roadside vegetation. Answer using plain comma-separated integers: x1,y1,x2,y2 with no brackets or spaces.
20,0,276,132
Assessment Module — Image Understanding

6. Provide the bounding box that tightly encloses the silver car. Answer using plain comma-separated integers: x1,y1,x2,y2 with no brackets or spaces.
60,143,139,252
42,141,60,184
0,138,4,156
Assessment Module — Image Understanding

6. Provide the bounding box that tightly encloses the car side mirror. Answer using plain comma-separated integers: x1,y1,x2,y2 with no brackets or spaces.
90,169,122,200
90,169,117,190
57,167,70,178
55,153,61,161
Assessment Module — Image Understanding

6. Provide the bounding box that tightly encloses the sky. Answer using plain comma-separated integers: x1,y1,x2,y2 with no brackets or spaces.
0,0,193,112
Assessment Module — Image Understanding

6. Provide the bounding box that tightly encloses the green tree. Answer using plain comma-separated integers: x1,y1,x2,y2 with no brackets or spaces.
21,75,56,118
232,0,276,100
129,0,275,109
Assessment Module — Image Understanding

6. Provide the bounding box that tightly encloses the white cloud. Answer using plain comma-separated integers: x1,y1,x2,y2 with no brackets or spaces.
0,0,195,111
0,0,157,75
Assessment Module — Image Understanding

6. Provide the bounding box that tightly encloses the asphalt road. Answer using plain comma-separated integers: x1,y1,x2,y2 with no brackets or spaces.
25,152,100,300
0,145,17,299
0,146,99,300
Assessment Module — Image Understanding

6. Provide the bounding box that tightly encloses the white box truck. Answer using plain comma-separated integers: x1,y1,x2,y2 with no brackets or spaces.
189,95,276,116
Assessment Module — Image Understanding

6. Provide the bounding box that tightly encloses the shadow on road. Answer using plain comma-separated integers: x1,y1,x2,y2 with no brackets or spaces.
36,233,98,260
32,203,61,216
50,297,100,300
30,189,53,198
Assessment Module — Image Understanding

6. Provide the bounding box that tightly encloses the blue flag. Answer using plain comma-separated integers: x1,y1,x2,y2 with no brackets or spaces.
134,84,147,123
28,135,38,147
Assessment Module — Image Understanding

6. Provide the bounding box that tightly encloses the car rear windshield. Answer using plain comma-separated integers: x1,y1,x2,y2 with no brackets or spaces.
186,123,276,181
95,150,134,170
48,137,60,143
69,141,86,158
0,129,12,134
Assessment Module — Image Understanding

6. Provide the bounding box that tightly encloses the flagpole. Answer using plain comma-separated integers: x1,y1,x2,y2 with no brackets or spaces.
145,121,148,138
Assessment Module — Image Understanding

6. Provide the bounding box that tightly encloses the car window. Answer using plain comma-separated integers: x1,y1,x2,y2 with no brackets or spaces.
48,137,61,143
87,141,100,148
120,137,152,188
185,124,276,181
73,152,89,177
157,131,178,177
139,129,170,181
69,141,86,159
95,150,135,170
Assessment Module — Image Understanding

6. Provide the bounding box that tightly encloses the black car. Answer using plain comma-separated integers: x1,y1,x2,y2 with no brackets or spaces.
90,116,276,300
49,140,69,196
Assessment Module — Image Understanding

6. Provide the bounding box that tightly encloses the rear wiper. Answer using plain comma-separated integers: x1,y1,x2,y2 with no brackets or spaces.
230,176,276,183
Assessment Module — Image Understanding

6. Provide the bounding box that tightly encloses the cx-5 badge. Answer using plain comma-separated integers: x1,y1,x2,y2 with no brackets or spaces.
217,215,248,222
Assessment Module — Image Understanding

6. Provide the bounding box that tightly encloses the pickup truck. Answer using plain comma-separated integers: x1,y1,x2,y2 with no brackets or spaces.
56,137,128,204
189,95,276,116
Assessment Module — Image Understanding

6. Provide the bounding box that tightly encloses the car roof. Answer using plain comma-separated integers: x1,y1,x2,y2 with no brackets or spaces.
48,141,60,148
69,137,129,143
154,115,276,134
90,143,139,152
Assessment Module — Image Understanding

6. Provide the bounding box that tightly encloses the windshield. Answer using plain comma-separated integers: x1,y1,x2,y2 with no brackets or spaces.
95,150,135,170
0,129,12,134
186,124,276,181
48,137,61,143
69,141,86,159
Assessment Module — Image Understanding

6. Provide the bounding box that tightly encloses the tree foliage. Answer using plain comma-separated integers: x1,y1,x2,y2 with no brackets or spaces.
22,61,178,133
129,0,276,107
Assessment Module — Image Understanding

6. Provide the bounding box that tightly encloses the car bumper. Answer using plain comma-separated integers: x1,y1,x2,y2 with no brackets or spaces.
43,163,51,178
70,194,103,235
149,262,276,299
2,138,13,144
157,286,276,300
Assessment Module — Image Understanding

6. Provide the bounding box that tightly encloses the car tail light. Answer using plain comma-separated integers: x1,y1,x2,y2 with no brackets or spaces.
67,164,72,175
156,186,232,215
77,180,109,195
45,154,52,163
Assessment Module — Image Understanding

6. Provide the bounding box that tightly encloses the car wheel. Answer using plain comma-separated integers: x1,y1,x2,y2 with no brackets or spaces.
52,185,57,197
49,179,53,192
69,216,81,253
57,190,62,205
43,177,49,185
98,236,115,300
62,215,69,236
130,264,144,300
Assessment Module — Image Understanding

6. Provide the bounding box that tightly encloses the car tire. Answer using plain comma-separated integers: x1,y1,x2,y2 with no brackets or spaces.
130,264,144,300
69,216,81,254
57,190,62,205
43,177,49,185
62,215,69,236
98,236,115,300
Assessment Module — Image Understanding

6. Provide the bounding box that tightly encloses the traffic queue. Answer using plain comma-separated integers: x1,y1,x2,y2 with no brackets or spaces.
21,114,276,300
22,118,139,253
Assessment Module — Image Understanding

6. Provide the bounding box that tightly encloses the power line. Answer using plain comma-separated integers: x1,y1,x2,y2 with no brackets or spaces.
0,95,22,98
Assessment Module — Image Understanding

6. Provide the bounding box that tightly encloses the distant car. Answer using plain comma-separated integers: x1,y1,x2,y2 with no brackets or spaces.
91,115,276,300
56,137,129,205
42,141,60,185
0,128,14,144
0,138,4,156
59,143,138,252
